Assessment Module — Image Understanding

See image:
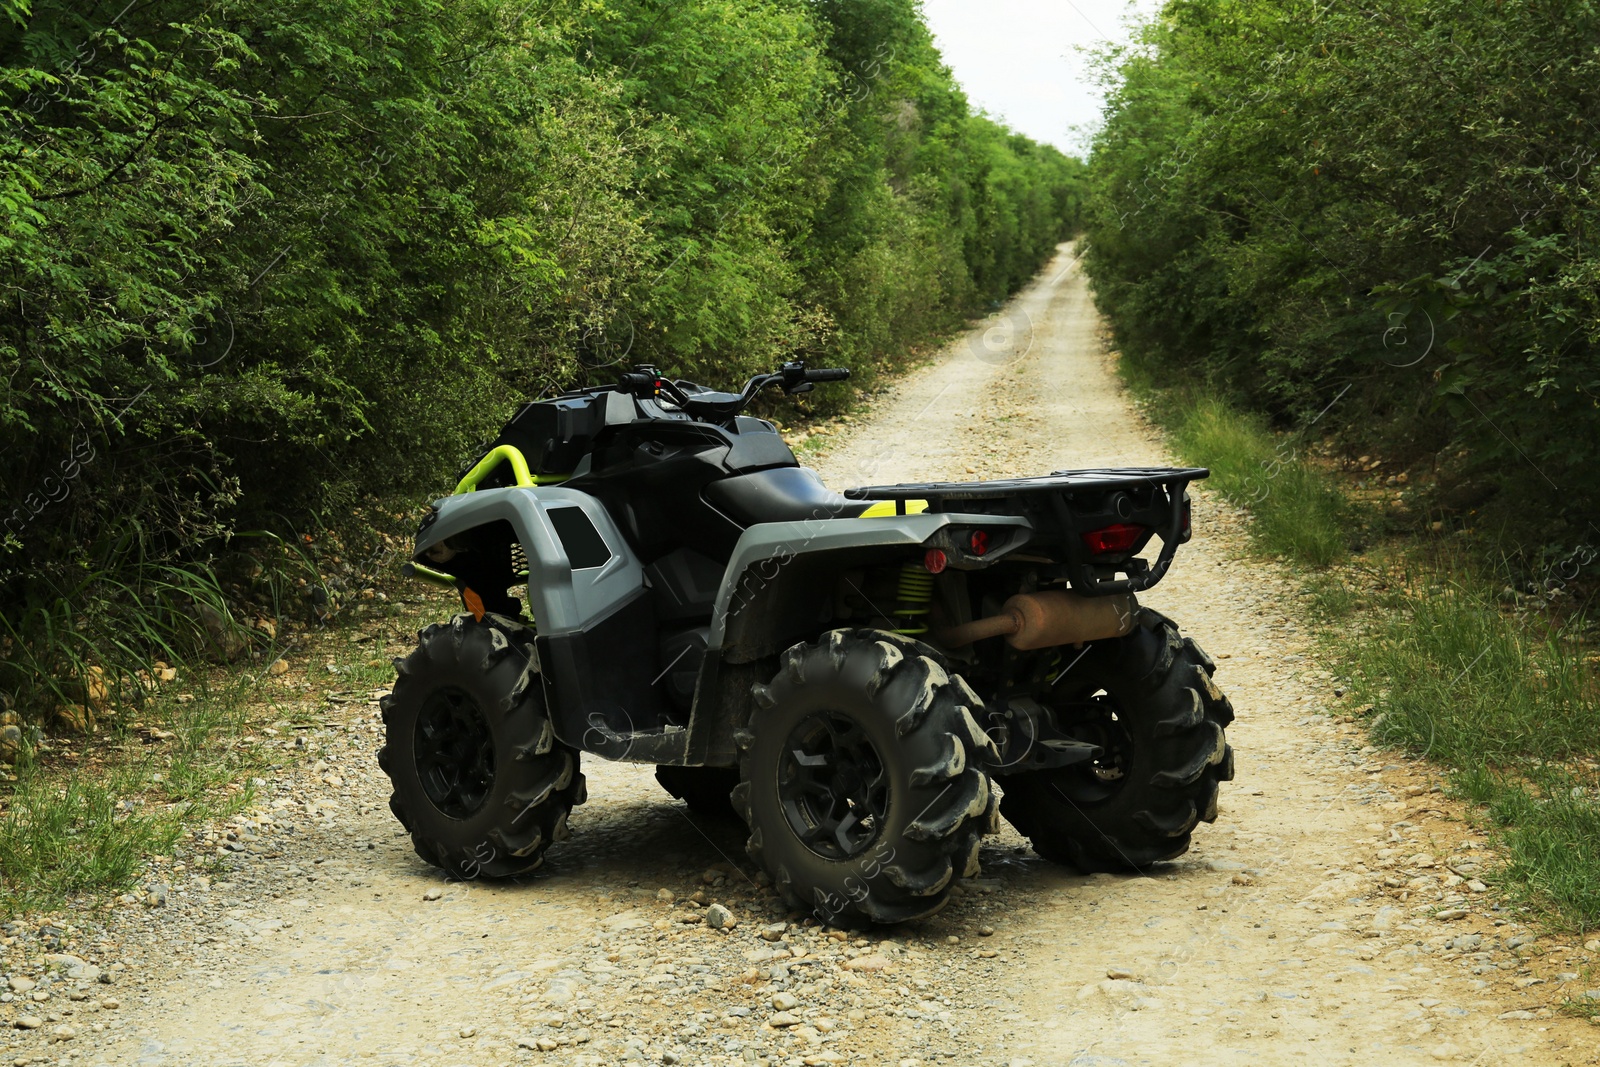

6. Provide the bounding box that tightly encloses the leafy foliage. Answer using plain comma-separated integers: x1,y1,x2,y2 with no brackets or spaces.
1082,0,1600,548
0,0,1082,711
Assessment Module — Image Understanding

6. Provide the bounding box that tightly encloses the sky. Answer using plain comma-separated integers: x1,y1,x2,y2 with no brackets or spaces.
920,0,1163,156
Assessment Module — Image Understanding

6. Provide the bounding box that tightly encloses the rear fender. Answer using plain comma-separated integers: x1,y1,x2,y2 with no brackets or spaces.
707,512,1033,662
678,512,1029,767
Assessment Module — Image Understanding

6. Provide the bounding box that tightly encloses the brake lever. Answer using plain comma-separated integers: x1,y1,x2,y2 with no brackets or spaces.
655,378,691,406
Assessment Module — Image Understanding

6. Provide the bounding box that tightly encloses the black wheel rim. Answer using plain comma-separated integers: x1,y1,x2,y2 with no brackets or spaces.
414,686,496,820
778,712,889,860
1056,692,1133,806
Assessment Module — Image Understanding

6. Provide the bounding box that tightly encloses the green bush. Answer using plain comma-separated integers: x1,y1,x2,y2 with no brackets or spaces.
1082,0,1600,547
0,0,1084,712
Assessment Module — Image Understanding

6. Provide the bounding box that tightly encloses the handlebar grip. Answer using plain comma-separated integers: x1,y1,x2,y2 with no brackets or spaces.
804,368,850,382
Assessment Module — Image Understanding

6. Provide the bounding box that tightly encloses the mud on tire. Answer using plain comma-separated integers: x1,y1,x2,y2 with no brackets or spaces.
379,614,586,878
996,609,1234,872
734,629,999,925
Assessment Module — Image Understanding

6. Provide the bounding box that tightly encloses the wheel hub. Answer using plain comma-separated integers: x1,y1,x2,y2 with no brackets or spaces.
414,687,496,820
778,712,889,860
1058,693,1132,803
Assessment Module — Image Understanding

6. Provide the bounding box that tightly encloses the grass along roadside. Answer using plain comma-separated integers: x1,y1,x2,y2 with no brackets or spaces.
1312,570,1600,930
1114,338,1349,567
0,569,454,915
1164,396,1348,567
0,672,261,912
1117,360,1600,933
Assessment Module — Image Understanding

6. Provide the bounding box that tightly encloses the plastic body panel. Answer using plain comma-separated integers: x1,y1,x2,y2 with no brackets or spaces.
415,486,684,757
707,512,1034,657
415,486,643,637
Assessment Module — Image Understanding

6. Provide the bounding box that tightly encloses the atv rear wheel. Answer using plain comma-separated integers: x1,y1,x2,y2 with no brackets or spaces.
655,765,740,819
996,609,1233,872
379,614,585,878
734,629,999,925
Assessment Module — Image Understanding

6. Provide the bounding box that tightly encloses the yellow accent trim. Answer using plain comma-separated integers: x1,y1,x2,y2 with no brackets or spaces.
859,499,929,518
454,445,568,494
402,562,457,587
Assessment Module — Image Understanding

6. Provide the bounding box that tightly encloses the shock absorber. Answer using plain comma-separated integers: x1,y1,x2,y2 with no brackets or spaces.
894,562,935,635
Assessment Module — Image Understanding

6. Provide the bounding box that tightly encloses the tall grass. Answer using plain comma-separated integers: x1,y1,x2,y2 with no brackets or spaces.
0,529,322,720
1320,580,1600,929
1339,583,1600,764
0,681,257,909
0,543,303,910
0,510,408,912
0,559,241,716
0,768,189,905
1166,398,1347,567
1455,764,1600,931
1116,351,1348,567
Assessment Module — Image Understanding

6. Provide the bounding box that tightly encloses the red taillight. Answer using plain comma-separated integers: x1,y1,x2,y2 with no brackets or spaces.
969,530,989,556
924,548,948,574
1081,522,1146,555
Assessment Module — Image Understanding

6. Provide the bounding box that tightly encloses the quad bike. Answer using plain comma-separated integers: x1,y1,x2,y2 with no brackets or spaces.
379,362,1234,923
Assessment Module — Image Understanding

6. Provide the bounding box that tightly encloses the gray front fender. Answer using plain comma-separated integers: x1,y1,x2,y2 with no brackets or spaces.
416,487,643,636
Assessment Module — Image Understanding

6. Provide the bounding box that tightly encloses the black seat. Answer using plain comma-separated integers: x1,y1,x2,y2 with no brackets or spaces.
703,467,871,526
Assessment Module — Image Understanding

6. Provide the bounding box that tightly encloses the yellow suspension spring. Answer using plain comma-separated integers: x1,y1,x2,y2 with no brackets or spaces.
894,563,935,635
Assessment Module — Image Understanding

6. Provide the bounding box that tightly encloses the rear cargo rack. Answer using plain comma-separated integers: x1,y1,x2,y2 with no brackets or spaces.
845,467,1209,595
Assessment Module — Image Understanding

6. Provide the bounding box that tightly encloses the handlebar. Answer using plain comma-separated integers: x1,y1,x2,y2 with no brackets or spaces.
768,359,850,396
614,360,849,423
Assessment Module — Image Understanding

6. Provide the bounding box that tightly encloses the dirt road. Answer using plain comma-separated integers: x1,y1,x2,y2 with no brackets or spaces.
812,246,1599,1066
11,246,1596,1067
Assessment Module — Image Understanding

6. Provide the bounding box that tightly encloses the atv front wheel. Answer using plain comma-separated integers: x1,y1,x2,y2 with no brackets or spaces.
734,630,999,925
379,614,585,878
996,609,1233,871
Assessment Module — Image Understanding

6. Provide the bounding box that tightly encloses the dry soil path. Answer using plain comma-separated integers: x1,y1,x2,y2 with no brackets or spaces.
6,245,1596,1067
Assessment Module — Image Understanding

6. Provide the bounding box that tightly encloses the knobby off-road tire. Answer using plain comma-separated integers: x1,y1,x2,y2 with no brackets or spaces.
997,609,1234,872
734,629,1000,925
655,765,741,819
378,614,586,879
